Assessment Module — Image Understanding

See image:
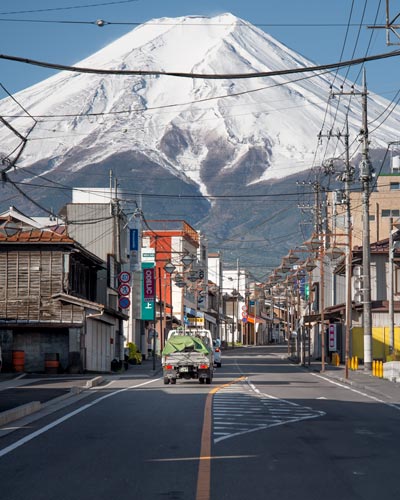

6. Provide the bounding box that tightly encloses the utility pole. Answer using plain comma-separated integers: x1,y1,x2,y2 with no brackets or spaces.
299,174,326,369
367,1,400,46
114,177,121,263
328,86,358,378
360,69,373,371
344,121,354,379
313,177,326,370
389,217,395,354
236,258,240,345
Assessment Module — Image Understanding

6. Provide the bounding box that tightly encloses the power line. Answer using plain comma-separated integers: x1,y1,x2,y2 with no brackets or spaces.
0,19,384,27
9,179,316,200
0,1,139,16
6,177,60,217
1,48,400,79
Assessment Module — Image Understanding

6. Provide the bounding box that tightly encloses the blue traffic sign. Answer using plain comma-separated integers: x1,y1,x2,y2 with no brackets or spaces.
119,271,131,283
119,296,130,309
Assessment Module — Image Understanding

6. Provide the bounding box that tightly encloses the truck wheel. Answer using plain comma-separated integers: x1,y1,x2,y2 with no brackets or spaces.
171,378,177,385
163,377,170,385
217,363,221,368
206,377,211,384
199,378,205,384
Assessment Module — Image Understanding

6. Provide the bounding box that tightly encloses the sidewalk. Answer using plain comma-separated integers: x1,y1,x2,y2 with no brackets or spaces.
302,358,400,404
0,356,162,427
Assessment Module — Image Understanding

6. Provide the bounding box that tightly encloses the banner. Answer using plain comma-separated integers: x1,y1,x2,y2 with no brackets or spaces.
141,263,155,320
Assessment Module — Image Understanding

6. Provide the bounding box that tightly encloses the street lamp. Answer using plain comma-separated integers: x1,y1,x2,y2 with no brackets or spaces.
304,233,327,371
164,253,201,330
298,258,317,366
231,288,239,348
181,253,195,268
303,232,351,375
164,262,176,275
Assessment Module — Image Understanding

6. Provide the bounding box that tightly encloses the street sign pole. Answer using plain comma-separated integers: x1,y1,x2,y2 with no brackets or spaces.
153,296,156,371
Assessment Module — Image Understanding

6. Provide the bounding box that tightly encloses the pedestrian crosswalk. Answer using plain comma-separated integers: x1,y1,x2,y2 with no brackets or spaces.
213,379,325,443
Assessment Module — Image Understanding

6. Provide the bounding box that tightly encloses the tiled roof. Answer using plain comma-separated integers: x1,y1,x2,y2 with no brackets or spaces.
0,226,74,244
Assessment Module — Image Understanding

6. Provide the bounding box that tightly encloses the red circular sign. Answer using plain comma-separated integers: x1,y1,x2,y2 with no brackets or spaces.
118,271,131,283
118,284,131,296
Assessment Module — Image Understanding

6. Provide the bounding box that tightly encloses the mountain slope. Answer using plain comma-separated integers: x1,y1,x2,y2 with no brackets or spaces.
0,13,398,272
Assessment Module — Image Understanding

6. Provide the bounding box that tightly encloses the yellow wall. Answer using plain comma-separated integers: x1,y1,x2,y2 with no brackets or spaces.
351,326,400,361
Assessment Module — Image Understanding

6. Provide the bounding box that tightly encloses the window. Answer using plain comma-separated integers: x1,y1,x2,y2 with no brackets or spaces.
390,182,400,190
334,215,345,228
381,209,400,218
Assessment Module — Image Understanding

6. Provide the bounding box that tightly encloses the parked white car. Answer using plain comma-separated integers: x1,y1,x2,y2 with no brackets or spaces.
213,339,222,368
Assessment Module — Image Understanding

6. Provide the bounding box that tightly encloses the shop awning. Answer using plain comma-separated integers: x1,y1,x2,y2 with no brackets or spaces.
247,314,266,324
204,313,217,324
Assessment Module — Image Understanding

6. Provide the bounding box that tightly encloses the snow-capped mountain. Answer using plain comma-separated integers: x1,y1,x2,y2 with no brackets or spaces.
0,13,399,271
1,13,399,190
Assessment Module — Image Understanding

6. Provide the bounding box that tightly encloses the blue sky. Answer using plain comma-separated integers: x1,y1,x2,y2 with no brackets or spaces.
0,1,399,99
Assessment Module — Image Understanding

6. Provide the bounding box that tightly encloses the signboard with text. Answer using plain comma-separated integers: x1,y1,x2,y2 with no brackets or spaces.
129,229,139,251
143,267,155,301
328,324,337,351
141,262,155,320
141,248,155,263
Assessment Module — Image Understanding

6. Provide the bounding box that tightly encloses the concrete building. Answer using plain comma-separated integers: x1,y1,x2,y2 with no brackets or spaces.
330,159,400,246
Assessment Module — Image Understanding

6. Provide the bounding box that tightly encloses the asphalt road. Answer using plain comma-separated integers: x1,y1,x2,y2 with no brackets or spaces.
1,345,400,500
0,377,92,412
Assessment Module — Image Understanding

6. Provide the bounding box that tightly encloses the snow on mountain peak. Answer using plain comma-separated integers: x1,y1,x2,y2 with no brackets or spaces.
1,13,400,192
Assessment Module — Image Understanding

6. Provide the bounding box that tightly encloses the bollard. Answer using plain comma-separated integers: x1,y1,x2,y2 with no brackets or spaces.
351,356,359,371
379,361,383,378
372,360,376,376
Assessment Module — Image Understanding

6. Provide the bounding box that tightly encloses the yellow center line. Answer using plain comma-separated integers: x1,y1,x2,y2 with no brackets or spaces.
195,376,246,500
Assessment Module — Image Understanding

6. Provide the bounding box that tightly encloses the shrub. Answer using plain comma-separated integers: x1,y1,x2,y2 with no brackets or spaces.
127,342,142,365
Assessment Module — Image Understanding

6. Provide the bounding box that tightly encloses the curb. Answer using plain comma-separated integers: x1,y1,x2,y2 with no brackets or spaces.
0,376,105,427
325,372,399,399
0,401,41,426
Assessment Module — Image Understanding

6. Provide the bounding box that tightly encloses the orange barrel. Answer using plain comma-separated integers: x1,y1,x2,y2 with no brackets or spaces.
45,353,60,374
12,350,25,372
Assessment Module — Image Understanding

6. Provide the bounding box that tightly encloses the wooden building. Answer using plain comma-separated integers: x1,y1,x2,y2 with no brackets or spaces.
0,207,126,373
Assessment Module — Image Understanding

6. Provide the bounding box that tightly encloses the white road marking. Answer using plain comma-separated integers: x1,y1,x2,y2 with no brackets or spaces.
311,373,400,412
213,378,325,443
0,378,160,458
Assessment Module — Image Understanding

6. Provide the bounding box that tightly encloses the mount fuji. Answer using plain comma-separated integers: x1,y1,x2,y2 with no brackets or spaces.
0,13,399,271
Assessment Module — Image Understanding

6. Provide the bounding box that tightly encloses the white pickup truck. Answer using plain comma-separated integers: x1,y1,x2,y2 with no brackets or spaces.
162,328,214,385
